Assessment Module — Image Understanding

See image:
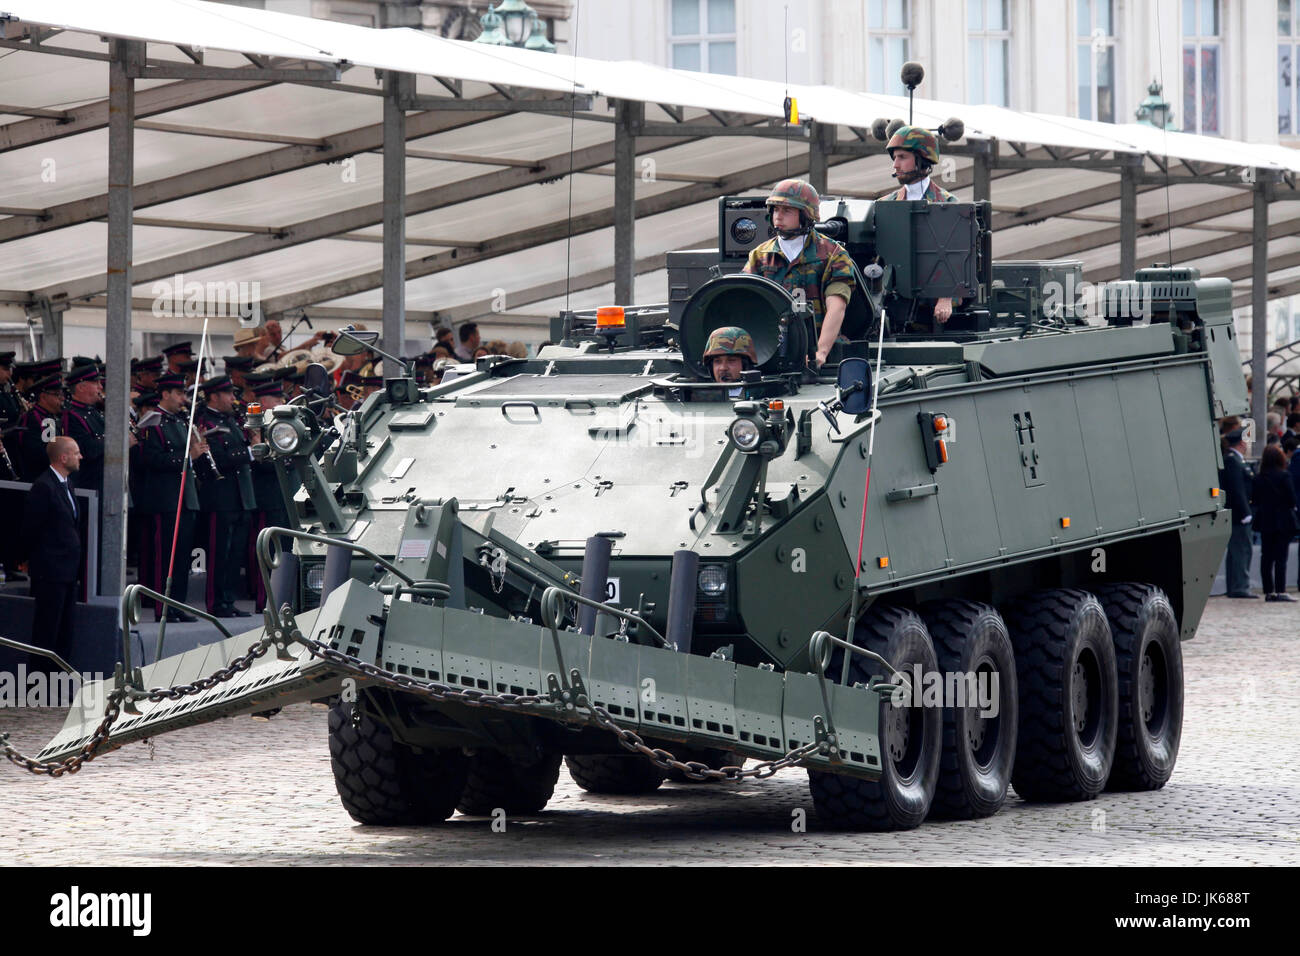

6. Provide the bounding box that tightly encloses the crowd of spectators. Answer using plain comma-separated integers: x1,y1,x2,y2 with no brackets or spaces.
1218,393,1300,601
0,321,538,659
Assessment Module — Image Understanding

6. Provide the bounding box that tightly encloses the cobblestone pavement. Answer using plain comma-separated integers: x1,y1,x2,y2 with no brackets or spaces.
2,596,1297,866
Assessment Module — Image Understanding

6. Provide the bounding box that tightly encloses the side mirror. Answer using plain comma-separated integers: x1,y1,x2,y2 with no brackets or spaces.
331,328,379,356
837,357,871,415
303,362,334,399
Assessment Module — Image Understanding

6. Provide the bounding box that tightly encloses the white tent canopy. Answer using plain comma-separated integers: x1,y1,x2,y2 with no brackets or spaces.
0,0,1296,337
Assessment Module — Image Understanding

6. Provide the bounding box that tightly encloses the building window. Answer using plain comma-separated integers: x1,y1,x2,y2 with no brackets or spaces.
670,0,736,75
868,0,912,94
968,0,1010,107
1077,0,1117,122
1183,0,1221,135
1282,0,1297,135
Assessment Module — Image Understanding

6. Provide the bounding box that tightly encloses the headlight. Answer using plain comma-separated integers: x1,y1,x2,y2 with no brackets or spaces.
730,216,758,244
268,420,301,454
698,565,727,596
729,417,762,452
305,565,325,592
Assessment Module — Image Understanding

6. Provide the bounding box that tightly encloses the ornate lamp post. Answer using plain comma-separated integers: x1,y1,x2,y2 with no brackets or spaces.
1134,80,1175,130
473,1,555,52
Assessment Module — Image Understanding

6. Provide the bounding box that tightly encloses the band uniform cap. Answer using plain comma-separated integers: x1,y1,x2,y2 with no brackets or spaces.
886,125,941,165
155,372,186,392
201,374,235,395
703,326,758,364
0,351,14,367
161,341,193,357
765,178,820,220
252,380,284,398
224,354,257,371
33,373,64,394
66,363,103,386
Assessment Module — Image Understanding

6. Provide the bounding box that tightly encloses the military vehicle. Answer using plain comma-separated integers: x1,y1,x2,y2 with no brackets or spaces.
18,173,1247,830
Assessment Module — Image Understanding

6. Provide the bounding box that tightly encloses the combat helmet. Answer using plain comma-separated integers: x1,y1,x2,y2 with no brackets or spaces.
886,125,941,167
765,179,820,225
703,326,758,366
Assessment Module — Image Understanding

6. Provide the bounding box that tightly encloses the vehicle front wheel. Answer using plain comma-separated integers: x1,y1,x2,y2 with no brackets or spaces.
808,605,942,830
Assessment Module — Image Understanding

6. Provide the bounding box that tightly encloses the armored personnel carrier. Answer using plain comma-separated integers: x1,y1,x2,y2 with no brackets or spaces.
26,187,1247,831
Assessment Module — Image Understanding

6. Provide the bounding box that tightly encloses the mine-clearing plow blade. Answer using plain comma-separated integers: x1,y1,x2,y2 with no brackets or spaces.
34,532,888,782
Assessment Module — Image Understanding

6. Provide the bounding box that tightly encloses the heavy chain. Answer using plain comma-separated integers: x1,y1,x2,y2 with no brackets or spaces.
0,637,273,777
295,633,829,782
3,625,830,784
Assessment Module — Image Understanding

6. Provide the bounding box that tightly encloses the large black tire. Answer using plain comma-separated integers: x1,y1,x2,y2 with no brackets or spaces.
920,600,1018,819
564,753,666,794
1093,583,1183,791
1005,589,1117,802
808,606,942,830
328,701,469,825
457,749,563,815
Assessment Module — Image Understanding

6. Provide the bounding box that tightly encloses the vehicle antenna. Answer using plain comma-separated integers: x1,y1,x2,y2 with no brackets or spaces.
1154,1,1174,273
156,315,210,656
843,302,891,657
784,4,790,176
564,0,582,312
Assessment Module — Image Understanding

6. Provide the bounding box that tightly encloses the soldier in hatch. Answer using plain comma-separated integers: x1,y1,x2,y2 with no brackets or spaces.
703,327,756,384
880,125,959,324
742,179,856,369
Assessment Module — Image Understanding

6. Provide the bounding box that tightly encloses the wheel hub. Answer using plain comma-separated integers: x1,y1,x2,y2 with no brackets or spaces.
1072,660,1090,732
1139,650,1156,724
887,703,911,762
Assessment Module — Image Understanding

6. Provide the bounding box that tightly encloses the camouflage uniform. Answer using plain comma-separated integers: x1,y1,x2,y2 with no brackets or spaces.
881,180,957,202
742,180,855,333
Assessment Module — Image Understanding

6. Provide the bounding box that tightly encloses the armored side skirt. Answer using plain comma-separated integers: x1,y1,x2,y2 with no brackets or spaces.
41,580,882,779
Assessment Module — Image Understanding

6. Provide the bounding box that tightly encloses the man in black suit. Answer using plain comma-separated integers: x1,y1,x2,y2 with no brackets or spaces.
21,436,84,666
1219,427,1256,598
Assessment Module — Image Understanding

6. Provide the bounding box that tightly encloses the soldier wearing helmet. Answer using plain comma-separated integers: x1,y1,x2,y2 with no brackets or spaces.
882,125,959,324
703,327,757,383
742,178,856,369
883,125,956,203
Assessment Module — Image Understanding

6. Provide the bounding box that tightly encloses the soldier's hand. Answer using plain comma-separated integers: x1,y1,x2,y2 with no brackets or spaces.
934,298,954,323
814,349,829,369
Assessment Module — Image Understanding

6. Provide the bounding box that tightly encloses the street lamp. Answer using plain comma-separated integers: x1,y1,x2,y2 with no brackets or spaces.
473,1,555,52
1135,80,1175,130
475,5,510,46
498,0,533,45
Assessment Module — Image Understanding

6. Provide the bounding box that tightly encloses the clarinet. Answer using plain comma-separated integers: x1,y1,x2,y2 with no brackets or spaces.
195,424,226,481
0,432,17,481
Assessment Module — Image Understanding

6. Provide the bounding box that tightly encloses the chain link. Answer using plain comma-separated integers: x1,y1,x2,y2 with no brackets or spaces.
1,637,273,777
